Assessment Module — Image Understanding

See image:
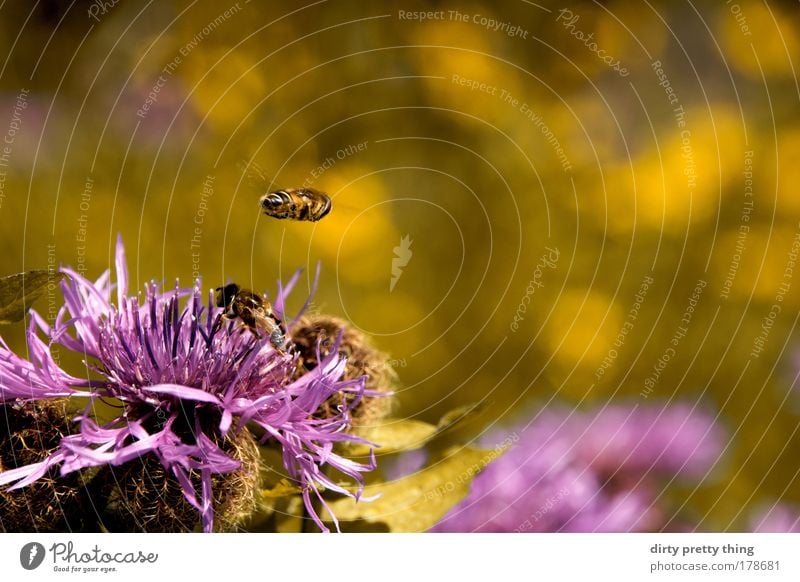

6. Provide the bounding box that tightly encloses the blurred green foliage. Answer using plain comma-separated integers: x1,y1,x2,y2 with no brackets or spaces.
1,0,799,530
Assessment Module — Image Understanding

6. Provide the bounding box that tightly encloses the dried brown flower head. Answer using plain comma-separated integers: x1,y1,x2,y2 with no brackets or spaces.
0,400,93,532
291,315,395,426
96,428,261,532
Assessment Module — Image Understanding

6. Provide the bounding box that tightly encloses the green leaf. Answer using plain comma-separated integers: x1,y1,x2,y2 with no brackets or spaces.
274,495,306,533
350,419,438,455
322,445,503,532
252,492,306,533
258,443,291,484
436,401,484,432
0,270,64,324
348,402,485,456
260,479,301,499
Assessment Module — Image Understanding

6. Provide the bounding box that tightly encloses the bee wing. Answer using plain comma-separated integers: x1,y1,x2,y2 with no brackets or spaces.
237,159,275,192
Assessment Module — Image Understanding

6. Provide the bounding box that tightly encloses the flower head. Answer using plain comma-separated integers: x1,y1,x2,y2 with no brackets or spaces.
290,314,395,426
432,403,725,532
0,236,376,532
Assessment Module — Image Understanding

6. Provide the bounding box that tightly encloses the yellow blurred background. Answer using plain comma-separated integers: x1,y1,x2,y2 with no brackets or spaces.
1,0,799,530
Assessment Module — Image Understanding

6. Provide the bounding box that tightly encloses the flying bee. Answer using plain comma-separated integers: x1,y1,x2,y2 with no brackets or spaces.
213,283,288,353
259,187,332,222
239,159,332,222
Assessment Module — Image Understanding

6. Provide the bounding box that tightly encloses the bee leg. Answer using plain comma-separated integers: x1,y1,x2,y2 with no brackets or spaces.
211,313,227,337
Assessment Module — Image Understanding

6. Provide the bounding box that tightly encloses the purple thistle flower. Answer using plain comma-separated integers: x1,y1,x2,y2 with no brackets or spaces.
0,236,376,532
568,403,724,478
432,403,725,532
749,503,800,533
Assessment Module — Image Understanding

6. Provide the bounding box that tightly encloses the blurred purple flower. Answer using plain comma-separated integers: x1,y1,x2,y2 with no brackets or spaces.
0,236,375,532
569,404,723,477
116,80,199,147
382,448,428,481
750,503,800,532
432,403,725,532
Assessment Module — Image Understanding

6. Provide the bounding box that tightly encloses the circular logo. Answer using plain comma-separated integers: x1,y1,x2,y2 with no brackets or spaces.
19,542,46,570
